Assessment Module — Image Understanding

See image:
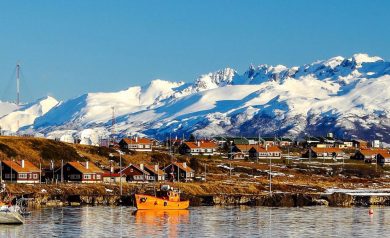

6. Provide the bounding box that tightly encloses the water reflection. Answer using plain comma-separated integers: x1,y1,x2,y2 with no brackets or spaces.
133,210,189,237
0,206,389,237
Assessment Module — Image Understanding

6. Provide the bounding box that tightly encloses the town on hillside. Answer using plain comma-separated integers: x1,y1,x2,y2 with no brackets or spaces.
0,131,389,185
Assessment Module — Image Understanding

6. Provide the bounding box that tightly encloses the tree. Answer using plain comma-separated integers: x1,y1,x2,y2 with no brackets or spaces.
189,134,196,142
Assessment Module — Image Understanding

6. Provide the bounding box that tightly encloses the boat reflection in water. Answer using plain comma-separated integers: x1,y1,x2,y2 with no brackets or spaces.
133,209,190,237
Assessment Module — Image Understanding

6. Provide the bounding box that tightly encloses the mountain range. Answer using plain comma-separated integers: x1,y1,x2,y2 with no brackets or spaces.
1,53,390,144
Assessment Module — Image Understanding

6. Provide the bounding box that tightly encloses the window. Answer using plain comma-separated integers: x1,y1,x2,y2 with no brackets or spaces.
96,174,101,179
84,174,91,179
19,173,28,179
70,174,80,179
33,174,38,179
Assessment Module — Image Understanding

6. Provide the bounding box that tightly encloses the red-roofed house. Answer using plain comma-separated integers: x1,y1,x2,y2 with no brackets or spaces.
102,172,127,183
59,161,104,183
248,146,282,160
378,152,390,166
120,164,155,182
119,137,153,152
178,141,218,156
230,144,253,159
354,149,389,163
1,160,40,183
163,162,194,182
304,147,345,160
143,164,165,181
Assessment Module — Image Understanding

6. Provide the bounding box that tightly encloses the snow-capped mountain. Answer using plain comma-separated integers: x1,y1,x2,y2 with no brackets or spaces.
0,96,59,132
1,53,390,142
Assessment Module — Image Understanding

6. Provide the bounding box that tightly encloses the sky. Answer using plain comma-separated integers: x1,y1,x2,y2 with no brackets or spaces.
0,0,389,102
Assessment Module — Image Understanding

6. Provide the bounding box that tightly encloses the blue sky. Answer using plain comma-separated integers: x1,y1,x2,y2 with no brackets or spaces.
0,0,389,102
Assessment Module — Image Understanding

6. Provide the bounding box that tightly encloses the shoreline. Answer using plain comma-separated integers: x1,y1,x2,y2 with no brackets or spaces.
4,183,390,208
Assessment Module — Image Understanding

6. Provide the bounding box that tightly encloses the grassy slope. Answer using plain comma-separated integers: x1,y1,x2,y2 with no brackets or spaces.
1,136,390,196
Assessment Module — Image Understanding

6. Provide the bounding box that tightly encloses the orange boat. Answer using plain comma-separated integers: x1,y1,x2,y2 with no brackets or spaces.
135,187,189,210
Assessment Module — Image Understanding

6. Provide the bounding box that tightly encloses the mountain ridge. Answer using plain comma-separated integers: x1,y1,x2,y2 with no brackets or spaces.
1,53,389,143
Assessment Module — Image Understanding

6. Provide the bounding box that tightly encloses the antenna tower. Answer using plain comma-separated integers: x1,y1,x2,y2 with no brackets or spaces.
111,106,116,138
16,63,20,105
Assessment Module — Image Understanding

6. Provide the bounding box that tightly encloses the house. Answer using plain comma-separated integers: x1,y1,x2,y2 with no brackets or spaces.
120,164,154,182
303,148,345,160
248,146,282,160
260,137,278,147
102,172,126,183
305,136,321,146
163,162,194,182
352,140,368,149
1,160,40,183
60,161,104,183
319,136,336,145
278,137,293,147
377,153,390,166
343,140,354,148
230,144,253,159
178,141,218,156
245,137,262,145
230,138,250,145
371,140,382,148
212,136,228,147
119,137,153,152
143,164,165,181
354,149,389,163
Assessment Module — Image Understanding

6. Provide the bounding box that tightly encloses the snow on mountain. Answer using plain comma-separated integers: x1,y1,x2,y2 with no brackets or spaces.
0,101,18,118
3,53,390,142
0,96,59,132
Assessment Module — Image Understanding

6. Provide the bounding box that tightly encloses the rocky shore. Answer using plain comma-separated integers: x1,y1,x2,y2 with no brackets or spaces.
4,183,390,208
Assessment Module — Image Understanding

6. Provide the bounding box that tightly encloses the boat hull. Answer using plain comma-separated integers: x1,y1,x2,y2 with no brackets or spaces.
0,212,24,224
135,194,189,210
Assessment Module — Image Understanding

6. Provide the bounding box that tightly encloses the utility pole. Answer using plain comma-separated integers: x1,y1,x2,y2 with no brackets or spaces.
16,63,20,106
61,159,64,183
177,163,179,182
204,164,207,182
118,150,122,197
51,160,54,184
267,145,272,195
11,160,14,183
119,151,123,196
257,133,260,163
109,160,113,185
39,162,42,184
0,161,2,183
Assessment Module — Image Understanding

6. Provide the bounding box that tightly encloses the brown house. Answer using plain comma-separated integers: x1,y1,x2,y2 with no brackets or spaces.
248,146,282,160
377,153,390,166
163,162,194,182
352,140,368,149
354,149,389,163
59,161,104,183
178,141,218,156
304,147,345,160
230,144,253,159
120,164,154,182
1,160,40,183
143,164,165,181
119,137,153,152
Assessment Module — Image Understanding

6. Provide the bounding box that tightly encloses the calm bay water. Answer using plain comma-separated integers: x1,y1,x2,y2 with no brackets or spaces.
0,206,389,237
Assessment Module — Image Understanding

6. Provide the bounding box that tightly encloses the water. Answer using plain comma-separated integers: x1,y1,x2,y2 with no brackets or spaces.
0,206,389,237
